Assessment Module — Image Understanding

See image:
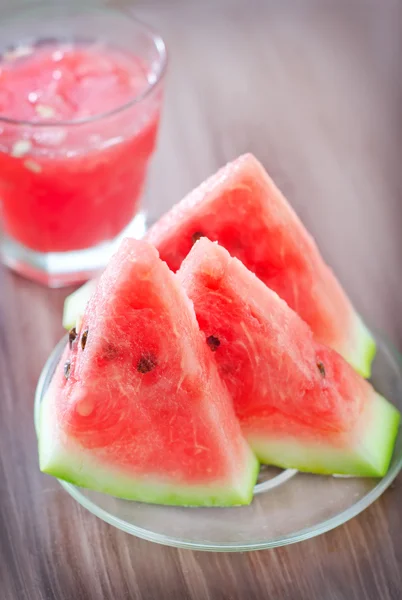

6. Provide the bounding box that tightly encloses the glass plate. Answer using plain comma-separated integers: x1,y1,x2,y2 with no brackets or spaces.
35,333,402,551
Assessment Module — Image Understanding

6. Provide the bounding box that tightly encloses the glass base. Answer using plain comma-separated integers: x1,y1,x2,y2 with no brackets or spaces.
1,212,147,288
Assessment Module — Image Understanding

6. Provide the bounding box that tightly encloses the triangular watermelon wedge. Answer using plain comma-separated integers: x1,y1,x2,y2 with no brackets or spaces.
178,238,400,477
147,154,375,378
39,239,259,506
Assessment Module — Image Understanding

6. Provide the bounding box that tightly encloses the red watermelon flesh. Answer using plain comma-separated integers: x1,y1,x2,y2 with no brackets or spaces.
147,154,375,378
39,238,259,506
177,238,399,476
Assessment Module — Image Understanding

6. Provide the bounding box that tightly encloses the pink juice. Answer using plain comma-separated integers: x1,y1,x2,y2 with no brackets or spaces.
0,42,162,253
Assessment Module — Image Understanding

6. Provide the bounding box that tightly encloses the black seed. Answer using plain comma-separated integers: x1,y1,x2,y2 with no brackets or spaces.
68,327,77,349
137,352,157,374
207,335,220,352
81,329,88,350
317,361,326,377
64,360,71,379
191,231,205,245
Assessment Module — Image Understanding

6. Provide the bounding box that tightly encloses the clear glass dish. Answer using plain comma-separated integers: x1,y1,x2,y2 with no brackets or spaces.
34,333,402,551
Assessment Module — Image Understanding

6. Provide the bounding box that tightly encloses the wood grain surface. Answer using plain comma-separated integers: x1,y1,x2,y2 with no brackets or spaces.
1,1,402,598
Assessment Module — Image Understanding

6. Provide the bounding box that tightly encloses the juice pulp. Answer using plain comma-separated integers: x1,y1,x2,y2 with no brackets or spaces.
0,43,162,253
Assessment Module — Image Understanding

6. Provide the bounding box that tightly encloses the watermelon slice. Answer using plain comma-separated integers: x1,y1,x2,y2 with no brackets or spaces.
146,154,375,378
39,239,259,506
177,238,400,477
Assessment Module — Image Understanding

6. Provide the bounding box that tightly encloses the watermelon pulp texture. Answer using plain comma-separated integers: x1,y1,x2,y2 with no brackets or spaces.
62,153,375,380
146,154,375,378
178,239,399,476
39,239,259,506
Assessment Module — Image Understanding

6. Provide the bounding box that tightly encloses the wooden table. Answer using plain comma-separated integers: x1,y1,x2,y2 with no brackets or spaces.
1,1,402,598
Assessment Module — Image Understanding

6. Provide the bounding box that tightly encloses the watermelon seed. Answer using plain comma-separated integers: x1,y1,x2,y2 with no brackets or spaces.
192,231,205,245
64,360,71,379
317,361,326,377
81,329,88,350
68,327,77,349
207,335,220,352
137,353,157,374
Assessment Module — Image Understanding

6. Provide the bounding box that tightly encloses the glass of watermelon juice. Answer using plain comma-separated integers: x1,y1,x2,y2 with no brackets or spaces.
0,4,166,287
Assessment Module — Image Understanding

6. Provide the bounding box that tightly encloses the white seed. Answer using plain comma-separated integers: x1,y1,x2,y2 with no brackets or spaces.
24,159,42,173
4,45,33,61
11,140,32,157
76,398,94,417
35,104,56,119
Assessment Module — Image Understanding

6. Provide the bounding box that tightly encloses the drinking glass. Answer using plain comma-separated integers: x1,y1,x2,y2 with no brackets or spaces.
0,3,167,287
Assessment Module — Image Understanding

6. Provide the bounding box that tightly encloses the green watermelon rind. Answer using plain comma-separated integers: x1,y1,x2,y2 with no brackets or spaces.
62,280,96,331
247,393,400,477
39,391,260,507
346,317,376,379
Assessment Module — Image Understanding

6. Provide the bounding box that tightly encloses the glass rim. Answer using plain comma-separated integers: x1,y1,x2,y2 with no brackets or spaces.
0,3,167,128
